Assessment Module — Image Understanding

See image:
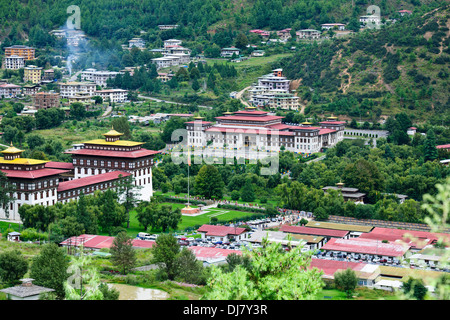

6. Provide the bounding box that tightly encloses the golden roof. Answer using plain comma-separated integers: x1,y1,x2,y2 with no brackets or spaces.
83,139,143,147
103,128,124,137
0,157,48,165
1,144,24,154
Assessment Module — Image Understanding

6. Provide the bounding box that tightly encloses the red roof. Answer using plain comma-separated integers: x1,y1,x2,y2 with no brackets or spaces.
0,168,68,179
0,83,21,88
188,246,242,260
215,115,283,122
57,171,131,192
319,128,337,135
309,258,367,277
279,225,349,238
44,161,74,170
66,148,160,158
321,238,410,257
436,144,450,149
197,224,247,237
59,234,155,249
358,227,450,249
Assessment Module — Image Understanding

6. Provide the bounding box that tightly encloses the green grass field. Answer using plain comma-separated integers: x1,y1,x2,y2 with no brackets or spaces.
126,203,265,237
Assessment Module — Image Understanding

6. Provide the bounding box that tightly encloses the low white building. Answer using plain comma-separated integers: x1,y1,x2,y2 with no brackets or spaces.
197,224,250,243
296,29,321,40
81,68,119,87
164,39,182,48
321,23,346,31
220,47,240,58
58,81,96,99
94,89,128,103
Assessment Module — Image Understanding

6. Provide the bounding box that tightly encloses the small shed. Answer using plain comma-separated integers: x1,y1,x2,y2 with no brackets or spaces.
0,278,55,300
7,231,21,242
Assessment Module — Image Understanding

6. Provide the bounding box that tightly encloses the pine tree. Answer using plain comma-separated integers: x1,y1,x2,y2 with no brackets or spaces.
110,231,136,275
424,129,438,161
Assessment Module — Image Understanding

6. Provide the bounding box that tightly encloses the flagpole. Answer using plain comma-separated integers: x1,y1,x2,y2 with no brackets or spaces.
187,144,190,207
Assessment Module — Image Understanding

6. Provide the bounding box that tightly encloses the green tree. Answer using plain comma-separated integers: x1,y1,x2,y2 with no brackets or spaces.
151,233,180,280
70,102,87,120
30,243,69,299
98,190,126,235
344,159,384,203
202,237,324,299
334,268,358,298
154,205,182,232
116,175,142,228
111,117,132,140
194,165,224,199
192,78,200,91
110,231,137,275
240,178,255,202
0,171,16,219
98,283,120,300
175,247,206,285
424,129,438,162
0,250,28,285
402,277,428,300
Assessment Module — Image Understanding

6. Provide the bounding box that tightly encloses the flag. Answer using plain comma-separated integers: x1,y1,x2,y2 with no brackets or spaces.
187,146,191,166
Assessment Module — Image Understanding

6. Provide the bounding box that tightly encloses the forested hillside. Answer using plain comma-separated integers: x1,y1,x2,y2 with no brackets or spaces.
0,0,444,44
277,4,450,125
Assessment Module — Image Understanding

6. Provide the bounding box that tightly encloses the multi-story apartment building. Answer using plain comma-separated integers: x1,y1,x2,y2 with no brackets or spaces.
128,38,146,49
151,57,176,69
2,55,25,70
296,29,321,40
23,65,42,84
80,68,119,87
22,84,41,96
0,83,21,98
4,45,35,60
33,91,60,109
276,28,292,41
94,89,128,103
58,82,96,99
252,92,299,111
256,69,291,92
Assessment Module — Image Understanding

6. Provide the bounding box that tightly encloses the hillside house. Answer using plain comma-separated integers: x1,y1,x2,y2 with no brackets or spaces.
220,47,240,58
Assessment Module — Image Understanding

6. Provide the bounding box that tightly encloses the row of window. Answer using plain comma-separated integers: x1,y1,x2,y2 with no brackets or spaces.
11,179,59,191
73,158,153,168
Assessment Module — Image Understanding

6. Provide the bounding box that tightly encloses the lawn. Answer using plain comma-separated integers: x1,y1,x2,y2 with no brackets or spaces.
314,287,398,300
124,202,265,237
